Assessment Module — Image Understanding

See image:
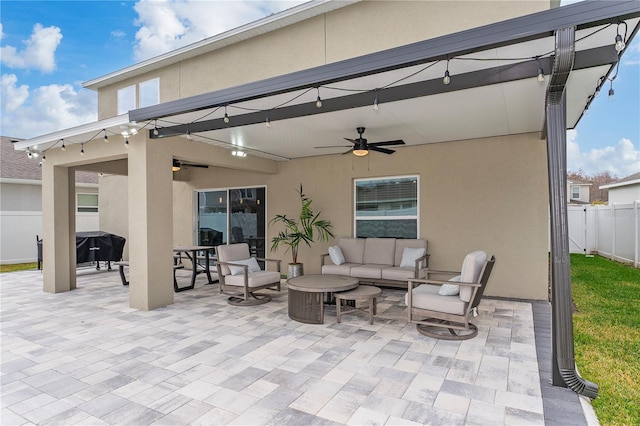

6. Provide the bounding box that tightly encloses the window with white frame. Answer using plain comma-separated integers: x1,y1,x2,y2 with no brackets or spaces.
117,85,136,115
354,176,418,238
139,78,159,108
571,186,580,199
77,193,98,213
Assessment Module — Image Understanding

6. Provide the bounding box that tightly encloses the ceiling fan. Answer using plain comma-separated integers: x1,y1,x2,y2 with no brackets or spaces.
316,127,405,156
172,159,209,172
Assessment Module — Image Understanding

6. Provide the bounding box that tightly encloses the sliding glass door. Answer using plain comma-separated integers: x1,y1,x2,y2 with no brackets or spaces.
197,187,266,258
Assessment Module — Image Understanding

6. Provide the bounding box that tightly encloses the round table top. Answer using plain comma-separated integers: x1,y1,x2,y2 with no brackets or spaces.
287,274,359,292
334,285,381,299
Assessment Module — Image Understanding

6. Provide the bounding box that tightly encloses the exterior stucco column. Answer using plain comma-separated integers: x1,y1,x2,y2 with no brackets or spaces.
42,165,76,293
127,138,174,310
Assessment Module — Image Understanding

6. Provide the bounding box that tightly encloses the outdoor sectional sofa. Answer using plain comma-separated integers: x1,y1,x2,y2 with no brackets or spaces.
320,237,429,288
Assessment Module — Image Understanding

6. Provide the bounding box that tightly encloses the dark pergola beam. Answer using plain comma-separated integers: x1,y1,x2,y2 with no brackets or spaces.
130,0,639,124
151,46,617,139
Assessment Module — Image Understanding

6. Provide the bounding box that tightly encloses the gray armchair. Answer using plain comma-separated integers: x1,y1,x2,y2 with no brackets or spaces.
406,251,495,340
216,243,281,306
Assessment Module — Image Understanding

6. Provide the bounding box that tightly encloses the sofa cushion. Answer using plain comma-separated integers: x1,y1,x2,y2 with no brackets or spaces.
399,247,426,268
328,245,345,265
363,238,396,265
394,239,428,267
405,284,467,315
351,264,387,279
321,263,360,276
338,238,366,264
459,251,487,302
381,266,425,281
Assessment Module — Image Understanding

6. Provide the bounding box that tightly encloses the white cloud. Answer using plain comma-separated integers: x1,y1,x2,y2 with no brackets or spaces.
567,129,640,178
1,74,97,139
0,24,62,73
132,0,305,61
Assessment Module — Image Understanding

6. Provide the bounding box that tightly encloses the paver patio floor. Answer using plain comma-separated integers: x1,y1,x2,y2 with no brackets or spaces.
1,268,590,425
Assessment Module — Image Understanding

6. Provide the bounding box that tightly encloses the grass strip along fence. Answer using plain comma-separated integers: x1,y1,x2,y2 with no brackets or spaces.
570,254,639,426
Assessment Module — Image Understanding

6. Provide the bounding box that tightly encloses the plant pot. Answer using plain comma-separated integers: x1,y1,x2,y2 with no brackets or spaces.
287,263,304,279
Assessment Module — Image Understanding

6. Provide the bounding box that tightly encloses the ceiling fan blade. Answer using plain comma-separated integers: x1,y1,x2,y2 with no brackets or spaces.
315,145,352,149
371,146,395,154
369,139,405,147
343,138,357,144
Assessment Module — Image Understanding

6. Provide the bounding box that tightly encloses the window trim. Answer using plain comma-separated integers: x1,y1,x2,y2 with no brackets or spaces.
77,193,99,213
571,186,580,199
353,175,419,238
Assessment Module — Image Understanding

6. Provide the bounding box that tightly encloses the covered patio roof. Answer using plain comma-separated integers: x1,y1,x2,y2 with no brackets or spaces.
13,1,640,162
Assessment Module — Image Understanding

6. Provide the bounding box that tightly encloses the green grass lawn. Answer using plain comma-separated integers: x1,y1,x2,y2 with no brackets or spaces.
0,262,38,273
571,254,640,426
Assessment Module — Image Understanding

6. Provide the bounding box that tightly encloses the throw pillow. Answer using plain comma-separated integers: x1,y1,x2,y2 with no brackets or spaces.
400,247,426,268
228,257,262,275
328,245,345,265
438,275,461,296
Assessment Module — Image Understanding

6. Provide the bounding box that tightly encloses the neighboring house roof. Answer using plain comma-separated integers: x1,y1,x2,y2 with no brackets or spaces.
567,180,591,186
600,172,640,190
1,136,98,184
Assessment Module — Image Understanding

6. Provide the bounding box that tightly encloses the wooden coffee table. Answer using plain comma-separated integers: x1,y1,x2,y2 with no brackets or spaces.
287,275,359,324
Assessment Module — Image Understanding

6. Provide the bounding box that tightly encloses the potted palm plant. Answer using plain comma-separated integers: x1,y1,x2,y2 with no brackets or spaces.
270,185,334,278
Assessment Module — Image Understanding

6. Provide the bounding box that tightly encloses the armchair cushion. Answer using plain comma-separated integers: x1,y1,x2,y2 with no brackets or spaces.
328,245,345,265
400,247,426,268
405,285,466,315
228,258,261,275
438,275,461,296
223,270,281,287
459,251,487,302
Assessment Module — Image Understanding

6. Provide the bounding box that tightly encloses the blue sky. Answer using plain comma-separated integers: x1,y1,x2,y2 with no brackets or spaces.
1,0,638,177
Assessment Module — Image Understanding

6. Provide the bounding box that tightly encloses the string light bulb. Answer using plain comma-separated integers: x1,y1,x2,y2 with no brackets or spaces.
186,130,192,140
537,68,545,83
266,114,271,128
42,153,46,162
223,106,230,124
443,59,451,85
125,138,129,148
316,88,322,108
61,140,66,151
614,34,625,52
153,120,159,136
373,90,379,111
608,84,615,103
80,144,85,156
103,129,109,143
27,150,33,159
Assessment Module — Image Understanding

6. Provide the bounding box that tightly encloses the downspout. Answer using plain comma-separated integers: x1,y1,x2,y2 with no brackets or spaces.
545,26,598,399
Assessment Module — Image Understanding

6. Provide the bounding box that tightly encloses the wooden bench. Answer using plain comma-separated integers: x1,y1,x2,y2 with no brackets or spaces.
114,261,186,292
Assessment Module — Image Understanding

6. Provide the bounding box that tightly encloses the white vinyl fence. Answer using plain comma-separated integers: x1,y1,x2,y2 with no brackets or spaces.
568,202,640,268
0,211,99,265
